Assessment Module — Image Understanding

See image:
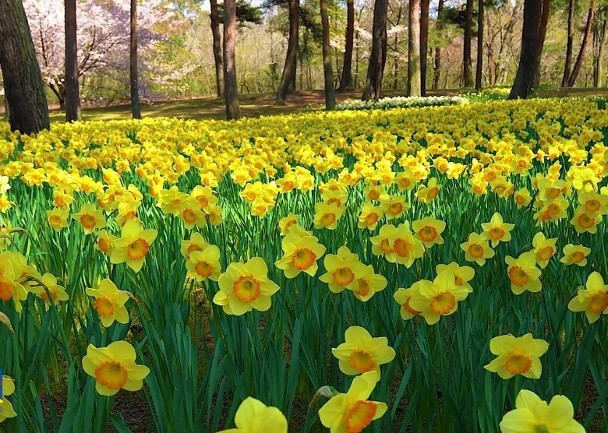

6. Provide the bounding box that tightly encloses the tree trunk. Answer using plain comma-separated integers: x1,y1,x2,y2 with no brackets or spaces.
463,0,474,87
509,0,549,99
408,0,421,96
276,0,299,104
210,0,224,98
362,0,388,100
532,0,550,89
130,0,141,119
320,0,335,109
393,5,402,90
420,0,429,95
593,9,607,87
561,0,575,87
223,0,240,119
339,0,355,91
432,0,445,90
0,0,50,134
475,0,484,90
567,0,596,87
64,0,81,122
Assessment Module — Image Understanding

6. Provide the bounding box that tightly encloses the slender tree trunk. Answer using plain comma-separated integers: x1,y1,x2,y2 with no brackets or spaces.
408,0,421,96
393,5,403,90
509,0,549,99
130,0,141,119
223,0,240,119
475,0,484,89
593,9,607,87
64,0,81,122
362,0,388,100
210,0,224,98
276,0,299,104
338,0,355,91
463,0,474,87
562,0,575,87
567,0,596,87
420,0,429,95
320,0,335,109
433,0,445,90
0,0,50,133
532,0,551,89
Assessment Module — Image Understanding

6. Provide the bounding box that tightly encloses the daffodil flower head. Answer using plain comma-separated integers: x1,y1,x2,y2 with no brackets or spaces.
331,326,395,377
484,333,549,379
318,371,388,433
217,397,288,433
499,389,584,433
568,271,608,323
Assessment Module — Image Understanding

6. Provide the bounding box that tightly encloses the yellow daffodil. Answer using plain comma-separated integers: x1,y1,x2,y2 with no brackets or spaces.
180,232,209,260
513,188,532,208
278,213,299,235
110,218,158,273
86,279,131,327
331,326,395,377
386,222,425,267
505,252,542,295
481,212,515,247
72,203,106,234
415,177,440,203
157,186,190,216
484,333,549,379
436,262,475,293
393,284,422,320
412,217,446,248
47,208,71,231
319,246,367,293
560,244,591,267
568,271,608,323
370,224,398,257
29,273,69,304
95,230,117,258
408,271,471,325
352,265,387,302
499,389,584,433
570,208,601,234
186,246,222,282
379,194,408,220
0,260,28,313
532,232,557,268
213,257,279,315
313,202,344,230
275,232,326,278
357,203,384,230
82,341,150,396
318,371,388,433
0,375,16,423
460,232,495,266
218,397,288,433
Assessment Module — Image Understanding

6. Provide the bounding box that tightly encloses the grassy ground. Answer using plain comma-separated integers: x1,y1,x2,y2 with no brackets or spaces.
1,87,608,124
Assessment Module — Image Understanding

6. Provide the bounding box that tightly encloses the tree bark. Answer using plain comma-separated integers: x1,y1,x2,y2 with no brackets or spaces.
567,0,596,87
463,0,474,87
393,5,403,90
276,0,299,104
338,0,355,91
432,0,445,90
320,0,335,109
0,0,50,133
509,0,550,99
593,8,607,87
532,0,550,89
475,0,484,90
223,0,240,119
561,0,575,87
210,0,224,98
130,0,141,119
362,0,388,100
64,0,81,122
408,0,421,96
420,0,429,95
